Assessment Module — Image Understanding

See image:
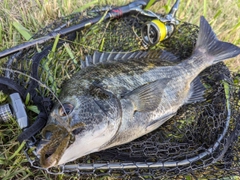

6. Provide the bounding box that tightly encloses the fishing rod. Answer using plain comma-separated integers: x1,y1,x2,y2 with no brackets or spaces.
0,0,180,59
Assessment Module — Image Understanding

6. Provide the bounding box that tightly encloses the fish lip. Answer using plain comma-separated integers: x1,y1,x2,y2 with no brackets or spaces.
37,124,71,168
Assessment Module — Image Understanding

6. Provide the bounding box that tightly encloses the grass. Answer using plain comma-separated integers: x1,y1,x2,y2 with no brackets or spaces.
0,0,240,179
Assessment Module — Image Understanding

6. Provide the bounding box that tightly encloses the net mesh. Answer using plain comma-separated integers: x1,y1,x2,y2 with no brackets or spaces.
1,5,240,179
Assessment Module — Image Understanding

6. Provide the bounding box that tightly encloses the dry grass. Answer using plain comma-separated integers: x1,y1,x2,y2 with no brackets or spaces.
0,0,240,179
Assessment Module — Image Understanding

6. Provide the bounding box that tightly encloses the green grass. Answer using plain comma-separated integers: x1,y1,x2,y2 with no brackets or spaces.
0,0,240,179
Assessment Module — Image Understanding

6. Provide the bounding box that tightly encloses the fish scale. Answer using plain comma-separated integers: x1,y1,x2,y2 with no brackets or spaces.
98,59,178,95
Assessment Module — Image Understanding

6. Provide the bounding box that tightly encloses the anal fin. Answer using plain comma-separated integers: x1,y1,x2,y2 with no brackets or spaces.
186,77,206,104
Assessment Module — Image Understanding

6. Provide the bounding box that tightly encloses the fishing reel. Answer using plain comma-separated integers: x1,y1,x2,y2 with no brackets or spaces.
141,20,175,46
141,0,180,46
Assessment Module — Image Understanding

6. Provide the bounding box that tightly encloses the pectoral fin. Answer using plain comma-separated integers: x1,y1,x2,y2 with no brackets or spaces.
123,79,170,112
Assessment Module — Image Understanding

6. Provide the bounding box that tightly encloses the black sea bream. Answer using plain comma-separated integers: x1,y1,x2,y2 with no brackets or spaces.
36,16,240,168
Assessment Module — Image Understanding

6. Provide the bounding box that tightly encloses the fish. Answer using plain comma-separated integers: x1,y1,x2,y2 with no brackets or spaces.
36,16,240,168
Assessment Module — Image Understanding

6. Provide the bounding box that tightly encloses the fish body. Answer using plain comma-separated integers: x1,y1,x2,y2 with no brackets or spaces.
36,16,240,168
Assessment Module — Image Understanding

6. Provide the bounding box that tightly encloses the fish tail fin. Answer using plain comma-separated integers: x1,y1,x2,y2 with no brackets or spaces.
194,16,240,64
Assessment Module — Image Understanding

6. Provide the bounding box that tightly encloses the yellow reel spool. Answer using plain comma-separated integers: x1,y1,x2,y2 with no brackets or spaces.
141,19,174,46
151,19,167,41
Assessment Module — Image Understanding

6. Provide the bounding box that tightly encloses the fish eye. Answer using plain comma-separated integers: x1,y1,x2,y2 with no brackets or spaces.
58,103,74,117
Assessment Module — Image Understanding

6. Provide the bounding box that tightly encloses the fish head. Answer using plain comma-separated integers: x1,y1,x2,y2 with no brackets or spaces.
36,92,121,168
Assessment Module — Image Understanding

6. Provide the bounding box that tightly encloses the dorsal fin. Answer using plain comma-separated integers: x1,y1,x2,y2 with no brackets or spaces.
92,51,101,64
159,50,180,63
80,60,86,68
85,55,93,66
80,50,180,69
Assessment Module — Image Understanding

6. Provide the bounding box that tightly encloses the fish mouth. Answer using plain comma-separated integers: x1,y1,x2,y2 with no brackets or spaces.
37,124,71,168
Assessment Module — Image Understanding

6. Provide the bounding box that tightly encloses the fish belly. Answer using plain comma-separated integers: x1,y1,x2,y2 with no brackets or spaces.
103,76,190,150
